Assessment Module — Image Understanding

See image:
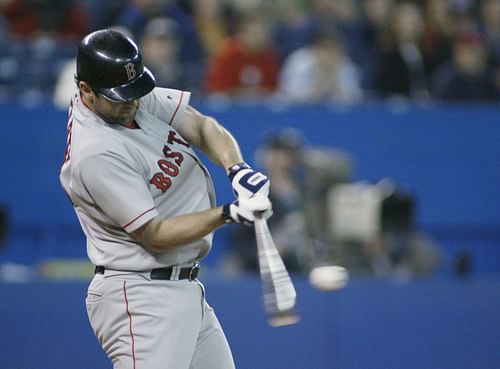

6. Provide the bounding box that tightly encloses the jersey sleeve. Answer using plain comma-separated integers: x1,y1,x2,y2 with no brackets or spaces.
76,152,159,233
140,87,191,130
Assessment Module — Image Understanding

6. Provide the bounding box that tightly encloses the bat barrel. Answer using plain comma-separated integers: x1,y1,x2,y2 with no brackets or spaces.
268,309,301,327
254,216,300,327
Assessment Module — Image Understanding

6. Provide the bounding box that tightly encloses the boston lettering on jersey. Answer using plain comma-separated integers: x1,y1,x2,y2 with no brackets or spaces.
149,130,190,193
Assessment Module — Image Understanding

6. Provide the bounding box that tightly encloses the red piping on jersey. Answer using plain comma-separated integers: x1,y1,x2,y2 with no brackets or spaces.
123,207,155,229
123,281,136,369
124,120,140,129
168,91,184,126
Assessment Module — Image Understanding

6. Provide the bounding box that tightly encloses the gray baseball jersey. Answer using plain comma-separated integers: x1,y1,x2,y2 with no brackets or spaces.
62,87,235,369
60,87,216,270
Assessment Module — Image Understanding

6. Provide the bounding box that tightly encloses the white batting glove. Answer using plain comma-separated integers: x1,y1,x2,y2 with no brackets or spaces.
222,195,273,226
228,162,270,199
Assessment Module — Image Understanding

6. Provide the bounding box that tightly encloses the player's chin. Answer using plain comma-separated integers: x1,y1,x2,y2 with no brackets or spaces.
113,110,137,125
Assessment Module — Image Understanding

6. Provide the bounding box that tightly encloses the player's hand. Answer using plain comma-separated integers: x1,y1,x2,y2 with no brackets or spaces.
228,162,270,199
222,195,272,226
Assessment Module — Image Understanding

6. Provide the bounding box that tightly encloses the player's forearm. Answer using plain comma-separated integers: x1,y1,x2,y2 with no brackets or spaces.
199,116,244,172
133,207,225,252
178,106,243,171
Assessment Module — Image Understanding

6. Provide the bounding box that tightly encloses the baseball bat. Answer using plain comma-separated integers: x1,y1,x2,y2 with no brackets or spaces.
254,215,300,327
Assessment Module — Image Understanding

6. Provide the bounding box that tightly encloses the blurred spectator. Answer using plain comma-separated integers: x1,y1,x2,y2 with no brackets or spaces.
358,0,395,91
0,0,88,102
479,0,500,64
204,11,280,99
224,129,308,273
360,0,394,38
278,28,363,105
192,0,231,58
479,0,500,93
271,0,317,63
222,128,353,274
373,1,430,100
449,0,476,16
0,18,16,99
86,0,125,30
162,0,205,84
114,0,208,97
421,0,456,76
1,0,89,40
112,0,163,38
139,17,189,91
430,29,500,101
310,0,367,67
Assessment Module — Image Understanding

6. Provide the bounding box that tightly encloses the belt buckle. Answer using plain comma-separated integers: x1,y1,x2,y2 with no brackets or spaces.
188,261,200,281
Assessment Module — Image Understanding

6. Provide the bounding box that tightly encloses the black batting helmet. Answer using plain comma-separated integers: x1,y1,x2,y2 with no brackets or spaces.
75,29,156,102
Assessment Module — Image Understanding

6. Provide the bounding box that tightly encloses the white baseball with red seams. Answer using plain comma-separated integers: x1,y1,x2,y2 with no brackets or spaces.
60,88,235,369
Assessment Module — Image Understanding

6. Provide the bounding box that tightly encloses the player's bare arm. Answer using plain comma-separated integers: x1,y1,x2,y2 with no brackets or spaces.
132,207,225,252
176,105,244,173
173,106,271,199
133,197,271,251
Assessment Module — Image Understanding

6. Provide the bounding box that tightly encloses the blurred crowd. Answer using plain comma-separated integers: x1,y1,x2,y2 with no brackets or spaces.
1,0,500,107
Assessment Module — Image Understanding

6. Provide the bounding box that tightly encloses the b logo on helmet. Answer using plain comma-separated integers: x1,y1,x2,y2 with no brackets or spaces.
124,62,136,81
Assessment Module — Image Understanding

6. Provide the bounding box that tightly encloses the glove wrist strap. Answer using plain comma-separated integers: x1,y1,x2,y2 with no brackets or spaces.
221,203,235,224
227,162,250,181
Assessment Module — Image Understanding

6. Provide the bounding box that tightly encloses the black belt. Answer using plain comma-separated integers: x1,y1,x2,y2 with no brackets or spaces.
94,262,200,281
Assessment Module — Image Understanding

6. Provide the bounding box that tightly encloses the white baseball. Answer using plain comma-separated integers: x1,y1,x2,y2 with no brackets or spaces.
309,265,349,291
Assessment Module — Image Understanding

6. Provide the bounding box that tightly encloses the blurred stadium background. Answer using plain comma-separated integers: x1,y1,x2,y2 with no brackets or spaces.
0,1,499,369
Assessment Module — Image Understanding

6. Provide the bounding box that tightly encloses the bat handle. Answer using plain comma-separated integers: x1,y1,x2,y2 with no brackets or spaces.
254,210,267,222
253,213,269,236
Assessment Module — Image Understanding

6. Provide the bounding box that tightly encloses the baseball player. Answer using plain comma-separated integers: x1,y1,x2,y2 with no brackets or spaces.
60,29,272,369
